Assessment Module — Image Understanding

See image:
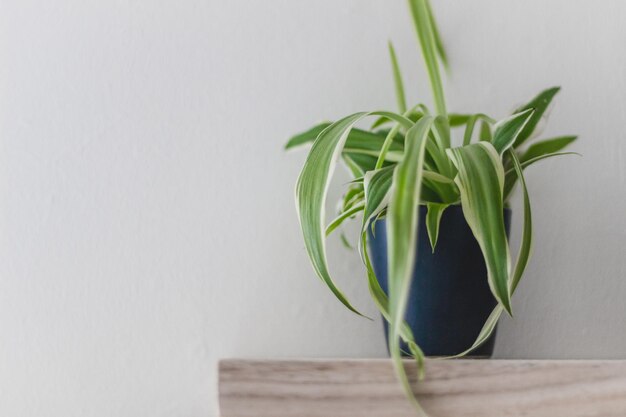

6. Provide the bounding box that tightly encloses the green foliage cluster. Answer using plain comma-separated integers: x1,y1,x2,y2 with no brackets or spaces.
286,1,577,413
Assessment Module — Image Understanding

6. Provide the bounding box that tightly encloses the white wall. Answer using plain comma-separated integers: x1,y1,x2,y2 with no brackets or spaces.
1,0,624,416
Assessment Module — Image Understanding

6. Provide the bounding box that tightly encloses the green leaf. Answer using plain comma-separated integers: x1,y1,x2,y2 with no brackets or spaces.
520,135,578,164
386,116,434,416
449,113,471,127
450,150,534,358
424,0,448,70
286,123,398,154
371,108,424,130
461,114,495,146
375,107,417,170
362,166,395,233
360,232,426,379
432,114,451,150
388,41,407,114
341,187,364,212
295,111,413,316
339,232,354,250
326,204,364,237
512,86,561,147
491,109,535,154
463,116,478,146
518,151,581,171
447,142,512,315
503,151,580,200
449,305,504,358
508,150,533,294
408,0,446,116
343,153,381,175
360,233,417,344
479,119,492,142
296,113,368,315
426,203,448,252
285,122,331,150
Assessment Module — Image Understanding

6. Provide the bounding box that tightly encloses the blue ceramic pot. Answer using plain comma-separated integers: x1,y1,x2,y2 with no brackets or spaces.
368,205,512,357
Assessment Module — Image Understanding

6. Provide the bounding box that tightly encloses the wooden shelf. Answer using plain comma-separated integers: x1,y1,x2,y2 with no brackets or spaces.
219,359,626,417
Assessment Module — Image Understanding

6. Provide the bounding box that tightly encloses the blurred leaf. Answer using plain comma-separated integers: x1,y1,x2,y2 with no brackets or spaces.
520,135,577,163
339,232,354,250
449,113,471,127
386,116,434,417
408,0,446,116
388,41,407,114
462,114,495,145
512,87,561,147
285,122,331,150
479,119,492,142
503,151,580,200
491,109,534,154
425,0,448,70
326,204,364,236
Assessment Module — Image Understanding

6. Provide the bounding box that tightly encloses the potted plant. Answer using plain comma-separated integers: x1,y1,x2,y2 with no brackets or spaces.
286,0,577,413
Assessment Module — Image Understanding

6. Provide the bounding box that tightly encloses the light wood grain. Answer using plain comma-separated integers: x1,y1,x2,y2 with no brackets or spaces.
219,359,626,417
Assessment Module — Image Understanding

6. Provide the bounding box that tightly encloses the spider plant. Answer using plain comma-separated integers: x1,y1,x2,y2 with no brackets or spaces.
286,0,577,413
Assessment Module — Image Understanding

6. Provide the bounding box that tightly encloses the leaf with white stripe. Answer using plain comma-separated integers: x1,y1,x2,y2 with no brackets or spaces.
512,86,561,147
386,116,434,416
491,109,534,154
295,111,413,316
451,148,534,357
426,203,448,252
447,142,512,314
520,135,578,163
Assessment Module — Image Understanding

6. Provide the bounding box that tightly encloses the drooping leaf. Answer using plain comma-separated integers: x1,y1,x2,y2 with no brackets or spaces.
508,150,533,293
520,135,578,163
426,203,448,252
296,114,368,315
491,109,534,154
447,142,512,314
386,116,434,416
512,86,561,147
450,149,534,358
503,151,580,200
517,151,581,171
388,41,407,114
449,304,504,358
361,233,416,344
295,111,413,316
